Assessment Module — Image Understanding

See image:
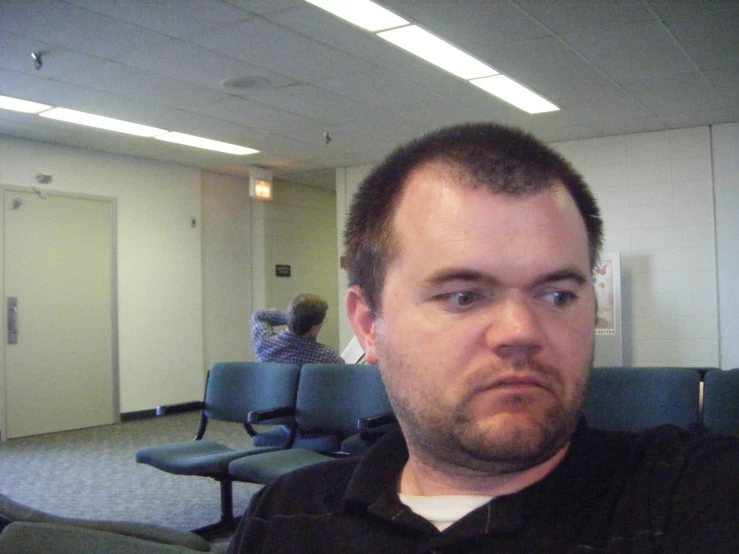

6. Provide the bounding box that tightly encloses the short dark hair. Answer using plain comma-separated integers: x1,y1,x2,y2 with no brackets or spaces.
287,293,328,335
343,122,603,314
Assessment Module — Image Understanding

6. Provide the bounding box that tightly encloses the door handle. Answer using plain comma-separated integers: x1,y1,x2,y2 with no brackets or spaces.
8,297,18,344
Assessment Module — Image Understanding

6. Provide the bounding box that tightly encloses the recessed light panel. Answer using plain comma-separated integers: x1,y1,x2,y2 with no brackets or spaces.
304,0,408,32
39,107,167,136
470,75,559,114
377,25,498,80
155,132,258,155
0,95,52,113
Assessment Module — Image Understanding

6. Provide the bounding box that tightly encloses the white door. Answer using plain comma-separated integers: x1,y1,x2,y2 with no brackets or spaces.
3,188,116,439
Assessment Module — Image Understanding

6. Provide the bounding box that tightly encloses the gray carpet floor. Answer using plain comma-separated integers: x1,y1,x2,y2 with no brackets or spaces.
0,412,264,544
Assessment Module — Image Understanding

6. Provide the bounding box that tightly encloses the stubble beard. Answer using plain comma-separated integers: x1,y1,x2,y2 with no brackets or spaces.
378,346,589,476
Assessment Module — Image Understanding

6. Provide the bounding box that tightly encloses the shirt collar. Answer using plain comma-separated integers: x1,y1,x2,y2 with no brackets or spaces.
340,418,613,538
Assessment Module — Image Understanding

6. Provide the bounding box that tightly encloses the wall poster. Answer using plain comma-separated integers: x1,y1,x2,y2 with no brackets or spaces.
593,252,623,366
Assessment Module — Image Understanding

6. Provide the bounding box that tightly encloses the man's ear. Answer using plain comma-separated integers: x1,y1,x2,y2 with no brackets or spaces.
345,285,378,363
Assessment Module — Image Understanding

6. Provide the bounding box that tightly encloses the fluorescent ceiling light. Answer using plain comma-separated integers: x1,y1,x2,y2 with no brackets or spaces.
154,132,258,155
0,95,52,113
470,75,559,114
39,107,167,136
304,0,408,32
377,25,498,80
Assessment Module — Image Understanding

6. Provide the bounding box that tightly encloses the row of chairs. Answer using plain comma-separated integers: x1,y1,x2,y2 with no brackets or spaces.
583,366,739,435
136,364,739,536
135,362,394,536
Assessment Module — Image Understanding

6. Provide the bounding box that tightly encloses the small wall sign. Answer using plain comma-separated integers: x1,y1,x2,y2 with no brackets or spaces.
275,264,291,277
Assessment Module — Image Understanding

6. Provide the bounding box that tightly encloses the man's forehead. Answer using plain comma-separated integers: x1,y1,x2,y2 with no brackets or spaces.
389,175,589,266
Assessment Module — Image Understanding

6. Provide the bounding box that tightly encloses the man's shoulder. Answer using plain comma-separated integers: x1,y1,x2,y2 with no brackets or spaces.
578,423,739,460
248,456,361,518
570,424,739,495
565,426,739,552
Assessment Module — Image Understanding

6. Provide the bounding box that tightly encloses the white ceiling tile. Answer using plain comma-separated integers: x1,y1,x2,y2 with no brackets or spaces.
664,8,739,71
117,40,297,92
246,84,372,124
660,107,739,129
266,6,446,84
64,0,256,38
247,132,333,159
381,0,550,49
60,61,231,110
192,95,324,134
226,0,304,15
562,21,698,81
184,17,376,83
513,0,654,33
319,67,485,126
2,0,168,58
704,68,739,102
646,0,739,18
622,72,728,114
0,32,103,78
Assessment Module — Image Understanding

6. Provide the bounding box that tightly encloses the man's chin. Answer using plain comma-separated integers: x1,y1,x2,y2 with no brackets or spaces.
457,412,569,469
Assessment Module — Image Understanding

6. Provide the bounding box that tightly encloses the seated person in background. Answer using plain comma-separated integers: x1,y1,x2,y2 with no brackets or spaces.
251,293,343,365
229,122,739,553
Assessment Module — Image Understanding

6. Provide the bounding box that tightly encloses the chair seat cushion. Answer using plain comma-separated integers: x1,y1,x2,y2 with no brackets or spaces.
0,495,210,552
291,434,341,453
135,440,274,475
0,522,206,554
228,449,333,484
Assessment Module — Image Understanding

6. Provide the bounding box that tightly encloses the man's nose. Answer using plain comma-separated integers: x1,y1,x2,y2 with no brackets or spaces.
485,294,544,362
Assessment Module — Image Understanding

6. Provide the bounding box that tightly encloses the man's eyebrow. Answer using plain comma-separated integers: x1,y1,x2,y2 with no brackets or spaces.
424,269,496,287
533,268,588,287
423,267,588,288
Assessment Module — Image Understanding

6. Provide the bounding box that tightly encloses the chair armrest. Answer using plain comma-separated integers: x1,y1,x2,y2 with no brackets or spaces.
358,412,396,432
247,406,295,424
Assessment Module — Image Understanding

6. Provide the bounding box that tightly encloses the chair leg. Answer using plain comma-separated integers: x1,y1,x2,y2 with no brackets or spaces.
192,479,238,538
219,479,235,528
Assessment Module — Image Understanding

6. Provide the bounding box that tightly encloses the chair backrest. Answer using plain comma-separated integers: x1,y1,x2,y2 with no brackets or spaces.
583,366,701,432
702,368,739,436
294,364,392,436
203,362,300,423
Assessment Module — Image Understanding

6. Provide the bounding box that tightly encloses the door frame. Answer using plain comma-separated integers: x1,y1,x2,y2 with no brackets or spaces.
0,184,120,440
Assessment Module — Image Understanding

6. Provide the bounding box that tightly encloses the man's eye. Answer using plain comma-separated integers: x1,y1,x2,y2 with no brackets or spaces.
542,290,575,307
446,291,480,307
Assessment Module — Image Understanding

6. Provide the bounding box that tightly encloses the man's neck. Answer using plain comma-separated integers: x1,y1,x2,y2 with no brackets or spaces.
399,444,569,497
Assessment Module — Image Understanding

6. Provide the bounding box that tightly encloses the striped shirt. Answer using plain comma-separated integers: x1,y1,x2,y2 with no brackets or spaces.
251,310,343,365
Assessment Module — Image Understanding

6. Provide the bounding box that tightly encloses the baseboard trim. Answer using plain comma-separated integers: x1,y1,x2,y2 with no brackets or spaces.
121,401,202,422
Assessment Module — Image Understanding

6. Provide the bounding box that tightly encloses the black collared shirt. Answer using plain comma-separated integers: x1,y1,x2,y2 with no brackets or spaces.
228,421,739,553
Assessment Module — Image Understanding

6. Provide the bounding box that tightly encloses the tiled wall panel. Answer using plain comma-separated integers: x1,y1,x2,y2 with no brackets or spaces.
554,127,718,367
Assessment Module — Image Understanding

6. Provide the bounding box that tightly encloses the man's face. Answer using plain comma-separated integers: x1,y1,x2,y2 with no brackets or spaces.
348,163,595,473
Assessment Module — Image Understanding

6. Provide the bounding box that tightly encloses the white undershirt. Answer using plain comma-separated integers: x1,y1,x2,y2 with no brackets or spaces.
398,493,494,531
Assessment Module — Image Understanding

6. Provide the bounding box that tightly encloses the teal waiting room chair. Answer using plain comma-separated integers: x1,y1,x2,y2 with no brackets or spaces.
135,362,300,536
228,363,394,485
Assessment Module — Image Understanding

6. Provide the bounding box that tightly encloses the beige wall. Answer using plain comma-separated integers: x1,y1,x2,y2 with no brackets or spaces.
0,136,341,434
0,135,204,414
251,179,340,354
201,171,254,368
